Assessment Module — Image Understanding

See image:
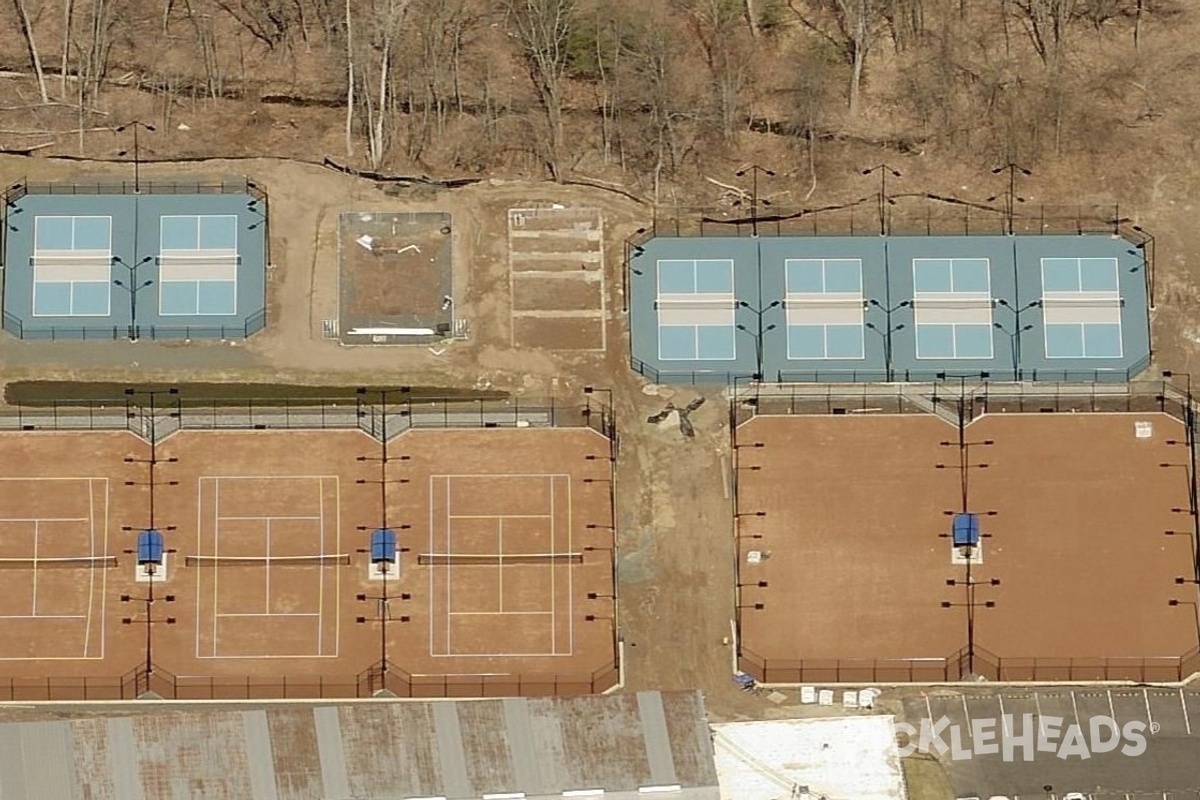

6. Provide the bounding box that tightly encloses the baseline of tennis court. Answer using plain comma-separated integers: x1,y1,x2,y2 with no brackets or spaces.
0,477,111,660
427,473,575,657
192,475,342,659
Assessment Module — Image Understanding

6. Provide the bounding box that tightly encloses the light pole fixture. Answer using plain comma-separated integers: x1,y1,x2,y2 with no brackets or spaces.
734,165,775,237
112,255,154,340
115,121,156,193
1132,225,1156,308
993,321,1034,381
988,162,1032,235
623,227,648,313
941,579,999,678
121,589,176,681
861,164,902,236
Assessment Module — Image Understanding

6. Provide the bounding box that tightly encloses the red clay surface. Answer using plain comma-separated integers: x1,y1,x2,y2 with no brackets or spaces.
0,426,616,697
736,412,1199,677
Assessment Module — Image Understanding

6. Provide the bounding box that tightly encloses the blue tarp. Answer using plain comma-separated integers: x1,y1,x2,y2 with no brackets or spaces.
370,528,397,562
952,513,980,546
137,529,164,564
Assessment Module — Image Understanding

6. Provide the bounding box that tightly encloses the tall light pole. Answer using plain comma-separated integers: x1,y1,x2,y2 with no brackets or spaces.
867,299,909,380
737,323,777,381
988,162,1032,235
1132,225,1155,309
735,165,775,237
113,255,153,341
1164,371,1200,585
994,299,1040,379
993,322,1033,381
865,322,904,381
121,387,179,690
115,121,156,194
738,300,780,380
862,164,901,236
354,387,413,688
942,577,1000,677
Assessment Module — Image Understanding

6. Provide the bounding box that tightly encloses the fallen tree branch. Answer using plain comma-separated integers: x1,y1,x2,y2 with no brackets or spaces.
0,125,110,135
561,175,649,205
322,157,480,189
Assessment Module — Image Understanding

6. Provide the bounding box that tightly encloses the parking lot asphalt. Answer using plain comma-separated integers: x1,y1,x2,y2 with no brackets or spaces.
900,687,1200,798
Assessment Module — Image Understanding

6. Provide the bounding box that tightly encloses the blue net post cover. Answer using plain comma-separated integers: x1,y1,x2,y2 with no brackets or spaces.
370,528,397,563
137,529,165,565
951,513,980,547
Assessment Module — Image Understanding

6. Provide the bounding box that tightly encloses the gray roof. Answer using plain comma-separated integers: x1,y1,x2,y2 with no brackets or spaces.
0,691,719,800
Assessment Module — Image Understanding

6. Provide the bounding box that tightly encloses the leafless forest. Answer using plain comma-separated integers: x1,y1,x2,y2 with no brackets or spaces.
0,1,1190,199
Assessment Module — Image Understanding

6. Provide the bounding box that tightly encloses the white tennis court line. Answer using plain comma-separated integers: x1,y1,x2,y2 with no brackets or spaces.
265,518,272,610
446,476,451,654
549,478,555,653
449,514,552,519
0,477,109,661
447,611,553,616
566,474,574,656
216,612,321,618
30,521,40,616
195,475,341,659
429,473,575,658
217,515,322,521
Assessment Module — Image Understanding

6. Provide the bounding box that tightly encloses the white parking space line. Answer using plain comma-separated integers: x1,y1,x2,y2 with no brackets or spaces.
925,693,933,723
961,695,971,735
1108,688,1117,721
1182,688,1192,735
998,694,1009,736
1034,691,1045,735
1145,687,1154,730
1071,689,1082,729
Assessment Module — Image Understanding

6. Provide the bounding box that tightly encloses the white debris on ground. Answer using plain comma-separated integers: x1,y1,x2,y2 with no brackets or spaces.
712,715,906,800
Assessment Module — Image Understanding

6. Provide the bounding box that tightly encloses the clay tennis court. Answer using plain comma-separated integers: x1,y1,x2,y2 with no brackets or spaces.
735,408,1200,683
0,423,618,698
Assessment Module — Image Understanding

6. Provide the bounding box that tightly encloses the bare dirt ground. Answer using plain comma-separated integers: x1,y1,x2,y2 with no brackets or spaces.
0,153,775,719
2,146,1200,734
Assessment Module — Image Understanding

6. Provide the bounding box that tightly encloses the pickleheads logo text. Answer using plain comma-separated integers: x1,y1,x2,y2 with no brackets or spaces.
895,714,1152,761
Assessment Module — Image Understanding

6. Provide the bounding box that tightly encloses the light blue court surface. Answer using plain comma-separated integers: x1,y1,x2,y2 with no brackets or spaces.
656,259,736,360
1,182,267,340
628,234,1150,383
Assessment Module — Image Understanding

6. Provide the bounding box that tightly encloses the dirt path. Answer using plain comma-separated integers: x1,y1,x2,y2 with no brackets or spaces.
607,380,768,719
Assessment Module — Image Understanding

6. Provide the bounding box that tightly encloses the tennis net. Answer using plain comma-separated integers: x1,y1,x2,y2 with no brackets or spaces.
654,297,738,310
0,556,118,569
418,552,583,566
1039,295,1123,308
184,554,351,567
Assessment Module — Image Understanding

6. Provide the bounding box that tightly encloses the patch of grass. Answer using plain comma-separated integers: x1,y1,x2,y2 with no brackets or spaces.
902,754,956,800
5,382,505,407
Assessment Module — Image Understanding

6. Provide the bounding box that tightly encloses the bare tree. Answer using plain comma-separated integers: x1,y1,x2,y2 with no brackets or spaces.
13,0,50,103
398,0,483,162
213,0,299,49
789,0,889,116
786,44,840,198
682,0,751,142
622,6,697,197
73,0,113,108
59,0,73,97
884,0,923,50
344,0,354,157
504,0,576,180
1011,0,1080,66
